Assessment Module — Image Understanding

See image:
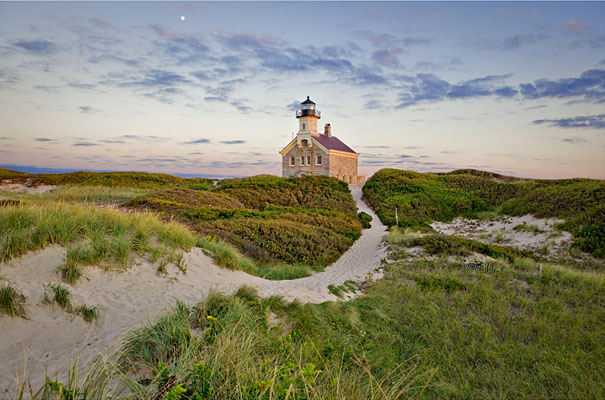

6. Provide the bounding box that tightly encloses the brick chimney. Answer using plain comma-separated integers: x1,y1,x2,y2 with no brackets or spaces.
324,123,331,137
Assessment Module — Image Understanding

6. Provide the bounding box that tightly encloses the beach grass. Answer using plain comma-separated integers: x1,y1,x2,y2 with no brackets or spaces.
363,168,605,258
0,282,27,318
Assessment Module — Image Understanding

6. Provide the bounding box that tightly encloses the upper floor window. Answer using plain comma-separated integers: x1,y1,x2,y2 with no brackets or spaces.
302,123,306,130
290,156,295,166
301,139,308,147
316,155,322,165
307,156,311,165
301,156,305,165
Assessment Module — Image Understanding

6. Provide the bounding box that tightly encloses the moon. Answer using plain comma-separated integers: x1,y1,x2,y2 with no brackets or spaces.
180,16,185,21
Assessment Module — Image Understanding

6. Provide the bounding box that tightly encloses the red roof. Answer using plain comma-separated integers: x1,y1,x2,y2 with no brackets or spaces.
313,134,357,154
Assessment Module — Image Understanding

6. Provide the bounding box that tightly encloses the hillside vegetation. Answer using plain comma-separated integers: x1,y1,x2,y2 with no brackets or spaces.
0,168,214,189
128,175,361,277
363,168,604,257
1,171,361,280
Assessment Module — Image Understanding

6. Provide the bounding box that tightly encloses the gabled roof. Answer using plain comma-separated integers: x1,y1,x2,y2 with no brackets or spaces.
279,134,358,156
313,135,357,154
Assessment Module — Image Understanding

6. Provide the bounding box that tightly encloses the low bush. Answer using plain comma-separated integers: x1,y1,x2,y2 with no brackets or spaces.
364,168,605,257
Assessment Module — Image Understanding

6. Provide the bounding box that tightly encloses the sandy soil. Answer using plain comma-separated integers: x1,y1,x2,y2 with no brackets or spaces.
0,188,387,390
0,179,56,194
430,214,573,257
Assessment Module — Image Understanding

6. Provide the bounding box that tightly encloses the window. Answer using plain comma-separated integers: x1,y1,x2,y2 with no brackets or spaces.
290,156,295,166
301,156,305,165
307,156,311,165
301,139,308,147
316,155,322,165
302,123,306,130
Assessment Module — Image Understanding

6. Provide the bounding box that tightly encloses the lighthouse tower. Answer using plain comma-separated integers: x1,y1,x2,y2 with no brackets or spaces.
295,96,321,148
280,96,362,184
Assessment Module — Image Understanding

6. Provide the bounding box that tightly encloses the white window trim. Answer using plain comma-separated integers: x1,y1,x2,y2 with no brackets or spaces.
316,155,322,165
290,156,295,166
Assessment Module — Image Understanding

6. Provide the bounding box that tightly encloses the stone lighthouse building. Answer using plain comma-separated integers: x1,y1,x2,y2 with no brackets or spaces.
279,97,362,184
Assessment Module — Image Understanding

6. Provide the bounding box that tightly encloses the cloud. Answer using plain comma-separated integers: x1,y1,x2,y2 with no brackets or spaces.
525,104,547,110
561,137,587,143
561,19,589,35
117,135,168,142
372,49,400,67
397,73,517,108
0,137,13,140
34,137,57,143
98,139,125,144
287,100,301,111
12,39,56,55
115,69,191,88
79,106,101,113
220,140,246,145
72,142,98,146
481,34,548,51
532,114,605,129
520,69,605,103
182,138,212,145
68,81,96,90
364,100,384,110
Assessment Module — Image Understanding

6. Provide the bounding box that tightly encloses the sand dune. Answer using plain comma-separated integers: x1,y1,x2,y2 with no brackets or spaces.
0,187,388,390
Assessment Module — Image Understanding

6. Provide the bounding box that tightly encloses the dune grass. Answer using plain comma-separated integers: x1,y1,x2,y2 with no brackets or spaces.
0,202,199,284
43,283,73,310
18,246,604,399
363,168,605,258
0,282,27,318
0,168,214,190
112,288,431,399
368,230,605,398
0,185,149,205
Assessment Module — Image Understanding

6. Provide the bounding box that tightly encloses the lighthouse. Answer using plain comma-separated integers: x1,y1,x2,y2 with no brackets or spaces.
279,97,363,185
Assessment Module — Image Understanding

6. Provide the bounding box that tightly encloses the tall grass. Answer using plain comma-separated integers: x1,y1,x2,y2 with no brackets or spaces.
115,290,431,399
382,230,605,398
0,186,149,205
0,203,199,283
0,282,27,318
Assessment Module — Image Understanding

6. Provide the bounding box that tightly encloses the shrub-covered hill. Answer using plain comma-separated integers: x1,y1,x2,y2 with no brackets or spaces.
363,168,605,257
129,175,361,270
0,168,214,189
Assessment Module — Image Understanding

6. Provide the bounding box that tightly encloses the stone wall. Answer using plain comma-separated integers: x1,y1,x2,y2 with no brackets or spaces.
282,143,329,178
328,154,359,184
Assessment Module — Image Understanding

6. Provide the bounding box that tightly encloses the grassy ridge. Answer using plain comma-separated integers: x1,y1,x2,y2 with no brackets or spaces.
1,172,361,280
128,175,361,273
0,203,198,282
0,168,214,189
363,168,605,257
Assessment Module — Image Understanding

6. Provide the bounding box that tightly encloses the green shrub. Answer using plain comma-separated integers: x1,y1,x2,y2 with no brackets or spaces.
358,211,372,229
364,168,605,257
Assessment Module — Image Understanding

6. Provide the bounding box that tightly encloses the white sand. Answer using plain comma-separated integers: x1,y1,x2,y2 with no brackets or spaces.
430,214,572,257
0,179,56,194
0,188,387,389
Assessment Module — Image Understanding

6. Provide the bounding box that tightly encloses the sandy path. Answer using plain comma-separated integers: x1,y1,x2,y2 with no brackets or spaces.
0,187,387,389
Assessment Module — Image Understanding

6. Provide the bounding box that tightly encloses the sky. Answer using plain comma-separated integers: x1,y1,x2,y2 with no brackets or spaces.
0,1,604,179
